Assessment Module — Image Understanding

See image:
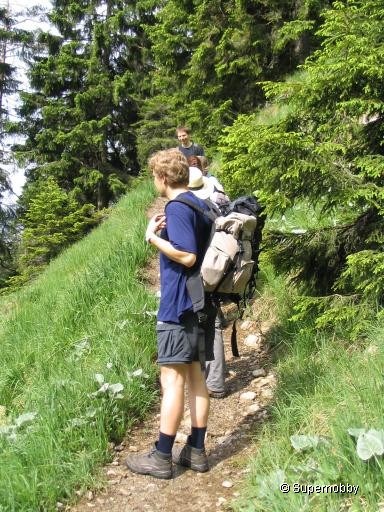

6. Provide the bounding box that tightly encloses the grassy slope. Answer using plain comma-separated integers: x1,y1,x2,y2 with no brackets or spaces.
233,215,384,511
2,178,383,511
0,180,158,511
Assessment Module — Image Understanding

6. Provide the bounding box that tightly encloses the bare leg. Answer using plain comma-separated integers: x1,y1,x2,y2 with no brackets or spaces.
125,364,185,478
172,363,210,473
159,364,187,435
186,361,210,427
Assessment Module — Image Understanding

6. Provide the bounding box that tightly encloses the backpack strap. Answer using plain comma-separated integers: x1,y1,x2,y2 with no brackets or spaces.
166,196,216,314
168,196,220,263
167,196,218,222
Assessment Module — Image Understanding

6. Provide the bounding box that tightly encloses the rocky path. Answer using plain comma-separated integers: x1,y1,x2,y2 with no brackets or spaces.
69,197,276,512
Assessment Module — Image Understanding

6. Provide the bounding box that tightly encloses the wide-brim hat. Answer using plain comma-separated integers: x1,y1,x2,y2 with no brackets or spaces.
188,166,214,200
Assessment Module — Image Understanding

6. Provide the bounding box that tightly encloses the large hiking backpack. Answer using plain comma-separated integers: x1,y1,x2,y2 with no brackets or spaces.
218,195,266,299
172,195,265,299
170,195,265,356
201,211,257,295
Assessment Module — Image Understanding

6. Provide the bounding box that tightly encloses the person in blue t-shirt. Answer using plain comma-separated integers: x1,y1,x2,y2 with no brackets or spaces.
126,148,215,479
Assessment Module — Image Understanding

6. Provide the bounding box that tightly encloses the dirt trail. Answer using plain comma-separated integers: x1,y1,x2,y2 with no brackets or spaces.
70,197,276,512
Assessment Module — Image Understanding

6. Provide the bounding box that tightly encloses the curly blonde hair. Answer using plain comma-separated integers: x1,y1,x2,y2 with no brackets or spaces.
148,148,189,187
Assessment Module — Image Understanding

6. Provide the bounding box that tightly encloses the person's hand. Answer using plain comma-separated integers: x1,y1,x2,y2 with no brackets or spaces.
145,214,166,242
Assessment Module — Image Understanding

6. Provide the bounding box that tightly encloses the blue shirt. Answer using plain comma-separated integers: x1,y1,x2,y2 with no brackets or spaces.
178,142,205,159
157,192,212,323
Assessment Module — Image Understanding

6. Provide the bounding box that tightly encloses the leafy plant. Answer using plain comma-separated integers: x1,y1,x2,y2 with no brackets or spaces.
219,0,384,330
91,374,124,399
349,428,384,462
0,411,37,442
290,434,329,452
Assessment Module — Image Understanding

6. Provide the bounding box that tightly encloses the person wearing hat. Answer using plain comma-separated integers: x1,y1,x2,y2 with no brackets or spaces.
188,167,229,399
188,166,229,206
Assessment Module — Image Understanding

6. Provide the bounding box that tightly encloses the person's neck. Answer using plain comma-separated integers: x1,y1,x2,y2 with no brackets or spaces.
181,141,192,148
166,187,188,200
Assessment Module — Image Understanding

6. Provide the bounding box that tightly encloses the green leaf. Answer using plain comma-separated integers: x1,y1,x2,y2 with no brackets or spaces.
94,373,105,385
356,430,384,461
108,383,124,395
290,434,325,451
14,412,37,428
348,428,366,439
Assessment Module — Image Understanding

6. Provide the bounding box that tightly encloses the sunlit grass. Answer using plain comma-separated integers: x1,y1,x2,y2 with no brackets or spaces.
232,262,384,511
0,180,158,511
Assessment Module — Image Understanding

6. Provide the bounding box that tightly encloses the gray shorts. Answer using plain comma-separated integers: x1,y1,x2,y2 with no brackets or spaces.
156,309,215,366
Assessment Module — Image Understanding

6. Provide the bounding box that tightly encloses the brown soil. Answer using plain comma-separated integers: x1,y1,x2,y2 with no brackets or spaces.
69,197,276,512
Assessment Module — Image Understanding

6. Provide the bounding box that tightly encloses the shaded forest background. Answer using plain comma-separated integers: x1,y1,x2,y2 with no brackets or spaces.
1,0,383,334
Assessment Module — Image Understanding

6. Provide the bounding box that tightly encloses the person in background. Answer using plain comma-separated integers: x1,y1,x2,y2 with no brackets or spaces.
197,156,210,175
187,155,203,170
197,156,228,204
187,167,229,398
177,126,205,159
125,149,215,479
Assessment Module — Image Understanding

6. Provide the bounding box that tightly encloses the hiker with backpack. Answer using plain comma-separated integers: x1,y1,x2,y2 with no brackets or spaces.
186,167,266,397
125,148,216,479
190,155,229,205
177,126,205,159
187,167,229,398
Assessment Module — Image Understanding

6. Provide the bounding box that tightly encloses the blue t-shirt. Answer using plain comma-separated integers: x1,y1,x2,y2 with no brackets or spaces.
157,191,212,323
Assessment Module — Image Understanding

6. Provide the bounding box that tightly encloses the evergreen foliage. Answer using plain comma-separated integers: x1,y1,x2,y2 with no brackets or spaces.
137,0,329,162
0,4,35,286
6,0,155,284
0,203,16,287
219,0,384,331
8,177,102,287
5,0,332,284
13,0,154,211
0,5,34,120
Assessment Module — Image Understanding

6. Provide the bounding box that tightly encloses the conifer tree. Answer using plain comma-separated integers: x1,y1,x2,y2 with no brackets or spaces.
219,0,384,331
9,176,101,285
137,0,329,161
0,3,35,285
6,0,154,285
15,0,153,210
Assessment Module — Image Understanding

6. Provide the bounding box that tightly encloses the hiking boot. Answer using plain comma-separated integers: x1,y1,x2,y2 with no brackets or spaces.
172,444,209,472
208,388,226,399
125,445,172,479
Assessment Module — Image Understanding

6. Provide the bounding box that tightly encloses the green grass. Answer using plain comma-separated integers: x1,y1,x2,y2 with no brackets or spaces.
2,179,382,511
266,201,350,233
0,179,159,511
232,262,384,512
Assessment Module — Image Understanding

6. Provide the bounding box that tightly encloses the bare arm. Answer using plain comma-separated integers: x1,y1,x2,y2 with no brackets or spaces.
145,214,196,267
150,235,196,267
